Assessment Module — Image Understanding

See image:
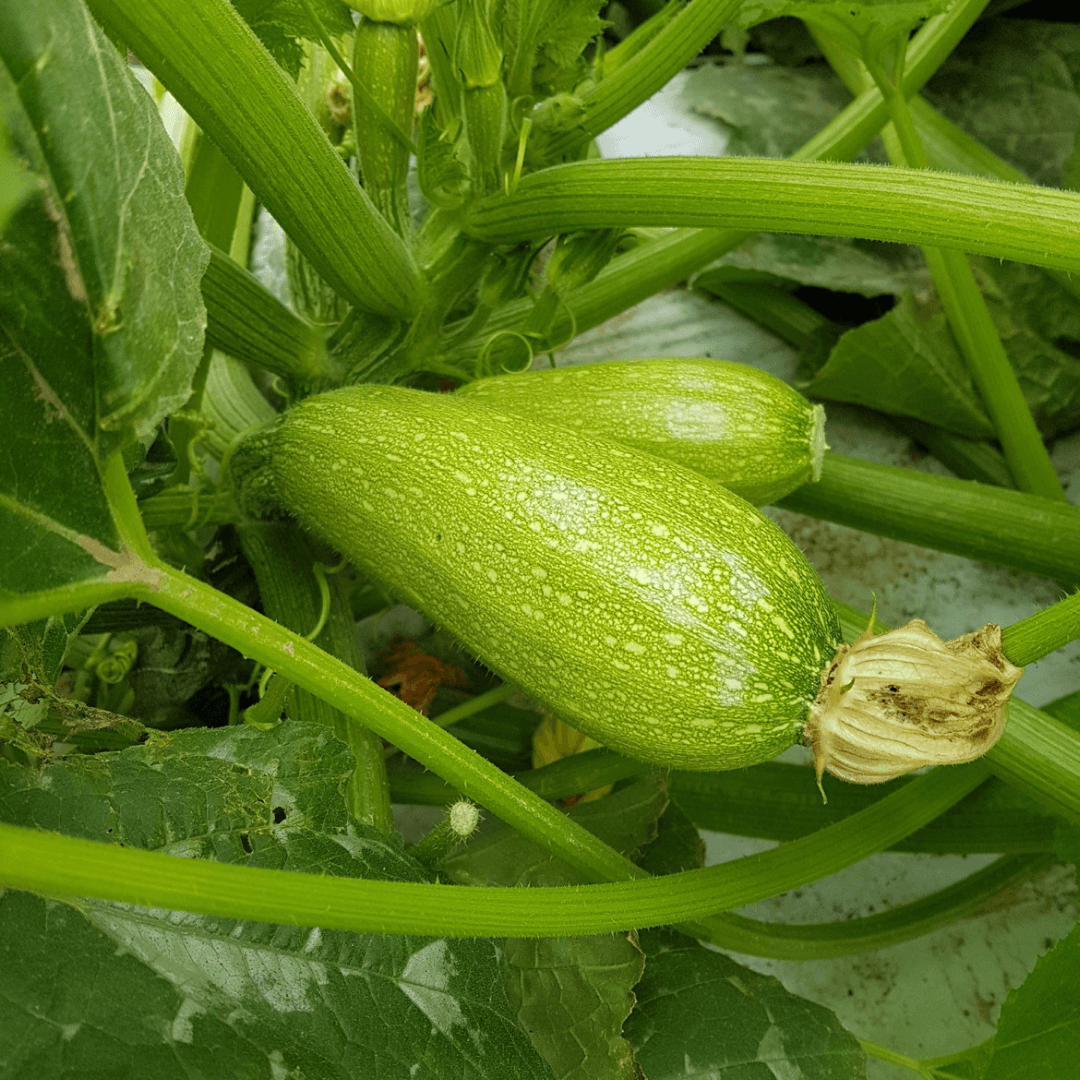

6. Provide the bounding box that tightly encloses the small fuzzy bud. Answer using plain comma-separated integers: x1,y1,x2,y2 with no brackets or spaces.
408,800,482,868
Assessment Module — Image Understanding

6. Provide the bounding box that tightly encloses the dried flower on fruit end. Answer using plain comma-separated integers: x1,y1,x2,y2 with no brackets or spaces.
804,617,1023,785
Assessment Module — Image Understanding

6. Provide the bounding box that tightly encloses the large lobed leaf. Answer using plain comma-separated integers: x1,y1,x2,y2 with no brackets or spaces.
0,0,208,599
0,723,553,1080
625,929,867,1080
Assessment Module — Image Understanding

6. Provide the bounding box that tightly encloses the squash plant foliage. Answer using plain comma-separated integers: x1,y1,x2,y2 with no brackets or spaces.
2,0,1080,1077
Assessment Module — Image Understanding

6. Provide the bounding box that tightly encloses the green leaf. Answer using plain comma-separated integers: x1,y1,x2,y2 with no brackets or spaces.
504,932,645,1080
802,289,996,438
442,780,667,1080
733,0,949,70
0,723,554,1080
983,923,1080,1080
0,0,208,601
701,232,930,298
701,238,1080,440
682,58,874,161
0,128,34,231
532,0,610,94
0,0,208,446
231,0,355,79
971,258,1080,439
626,929,867,1080
924,18,1080,190
636,798,705,877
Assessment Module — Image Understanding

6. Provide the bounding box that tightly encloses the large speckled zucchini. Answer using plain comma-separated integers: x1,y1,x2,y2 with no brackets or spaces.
236,383,842,771
455,358,826,504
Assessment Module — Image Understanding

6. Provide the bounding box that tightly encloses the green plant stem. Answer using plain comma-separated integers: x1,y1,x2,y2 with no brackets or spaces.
466,158,1080,274
708,853,1055,961
813,19,1062,498
859,1040,925,1074
868,67,1062,498
199,352,279,457
394,749,1057,854
138,490,237,529
595,0,684,75
439,0,988,370
430,683,518,728
1000,590,1080,668
0,761,986,938
832,600,1080,825
238,523,393,831
776,454,1080,585
86,0,420,320
202,246,327,382
538,0,742,159
243,671,292,725
668,761,1056,855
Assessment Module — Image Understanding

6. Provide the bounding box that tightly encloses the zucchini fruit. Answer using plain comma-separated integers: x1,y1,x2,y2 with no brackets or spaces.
236,384,842,771
235,384,1021,782
455,358,826,505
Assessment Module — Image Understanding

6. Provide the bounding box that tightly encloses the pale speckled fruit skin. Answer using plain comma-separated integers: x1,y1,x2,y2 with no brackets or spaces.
456,358,821,505
265,385,842,770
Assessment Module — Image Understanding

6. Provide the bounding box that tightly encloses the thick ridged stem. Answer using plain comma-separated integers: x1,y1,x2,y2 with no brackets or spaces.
202,246,327,383
466,158,1080,274
777,454,1080,586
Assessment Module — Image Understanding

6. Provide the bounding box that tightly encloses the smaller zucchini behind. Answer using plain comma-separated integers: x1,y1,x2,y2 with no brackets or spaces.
456,358,826,505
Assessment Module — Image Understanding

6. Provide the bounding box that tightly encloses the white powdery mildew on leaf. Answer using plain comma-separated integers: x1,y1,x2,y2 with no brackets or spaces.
167,996,206,1044
757,1023,805,1080
84,908,325,1017
398,939,468,1038
243,949,326,1013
